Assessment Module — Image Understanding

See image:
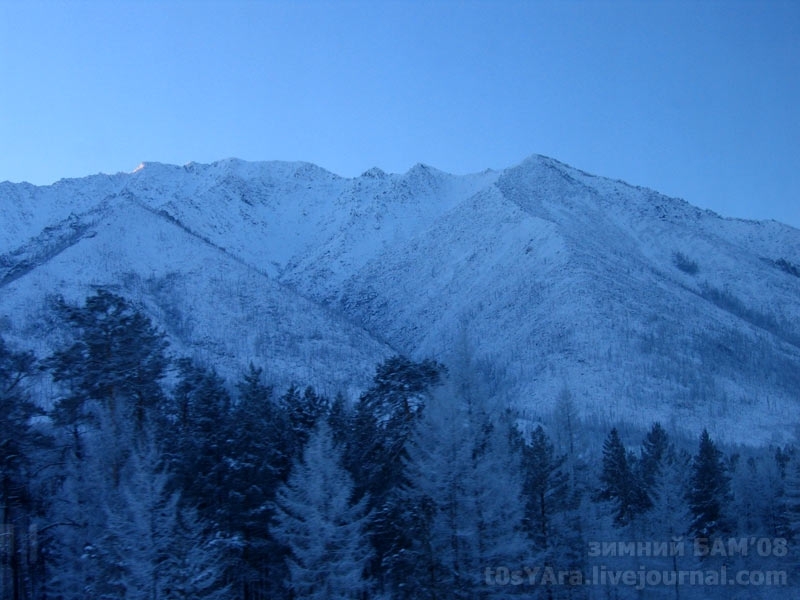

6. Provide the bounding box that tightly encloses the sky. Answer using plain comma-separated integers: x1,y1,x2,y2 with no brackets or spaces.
1,0,798,228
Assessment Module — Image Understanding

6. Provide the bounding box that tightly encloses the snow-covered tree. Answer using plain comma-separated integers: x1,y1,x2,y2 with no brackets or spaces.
553,388,577,451
346,355,443,503
401,383,530,599
641,446,693,600
44,402,229,600
272,421,373,600
43,403,121,599
100,433,228,599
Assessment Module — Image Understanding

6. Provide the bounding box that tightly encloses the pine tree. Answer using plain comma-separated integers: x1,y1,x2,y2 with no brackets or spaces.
225,364,288,596
272,422,373,600
43,460,105,599
284,384,328,461
784,452,800,543
166,359,233,525
686,429,732,540
596,428,648,526
522,425,569,552
350,356,444,492
327,392,352,449
47,289,169,432
639,422,669,497
43,404,121,599
343,356,444,592
0,337,46,600
517,425,574,600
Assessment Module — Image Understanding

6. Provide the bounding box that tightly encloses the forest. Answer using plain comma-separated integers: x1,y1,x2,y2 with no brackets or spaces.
1,289,798,599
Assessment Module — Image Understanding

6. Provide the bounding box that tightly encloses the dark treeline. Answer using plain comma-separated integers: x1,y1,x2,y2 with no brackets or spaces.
1,289,799,599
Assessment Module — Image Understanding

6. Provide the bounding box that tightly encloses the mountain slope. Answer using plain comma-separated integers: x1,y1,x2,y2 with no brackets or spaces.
2,155,798,443
323,157,800,442
0,192,391,396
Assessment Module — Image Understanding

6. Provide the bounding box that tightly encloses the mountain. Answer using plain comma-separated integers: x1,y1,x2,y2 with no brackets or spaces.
2,155,799,443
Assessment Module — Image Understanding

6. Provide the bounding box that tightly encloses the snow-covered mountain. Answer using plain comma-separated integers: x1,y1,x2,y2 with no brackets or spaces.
2,155,799,443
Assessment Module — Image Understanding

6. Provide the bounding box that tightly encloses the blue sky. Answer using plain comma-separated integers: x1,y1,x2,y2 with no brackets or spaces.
1,1,798,227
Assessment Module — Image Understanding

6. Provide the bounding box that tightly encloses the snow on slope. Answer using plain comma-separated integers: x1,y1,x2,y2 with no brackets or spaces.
293,155,800,443
2,155,799,443
120,160,498,294
0,174,126,253
0,194,391,398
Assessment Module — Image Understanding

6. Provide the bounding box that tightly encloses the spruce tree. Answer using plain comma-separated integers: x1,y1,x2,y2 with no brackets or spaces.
165,359,233,530
639,422,669,497
784,452,800,545
522,425,569,551
686,429,732,539
226,364,288,596
284,384,328,460
642,446,692,598
596,428,648,526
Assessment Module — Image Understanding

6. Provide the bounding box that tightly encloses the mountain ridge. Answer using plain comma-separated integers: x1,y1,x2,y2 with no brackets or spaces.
2,154,798,444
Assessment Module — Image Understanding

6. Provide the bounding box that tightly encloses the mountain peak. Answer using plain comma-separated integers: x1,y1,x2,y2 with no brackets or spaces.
3,155,799,444
406,162,444,176
360,166,388,179
129,161,184,178
510,153,587,177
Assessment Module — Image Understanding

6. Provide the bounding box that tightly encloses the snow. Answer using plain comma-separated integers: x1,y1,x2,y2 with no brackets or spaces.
2,155,799,443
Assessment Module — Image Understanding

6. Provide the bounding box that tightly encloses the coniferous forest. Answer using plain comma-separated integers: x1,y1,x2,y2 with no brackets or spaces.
2,289,799,599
